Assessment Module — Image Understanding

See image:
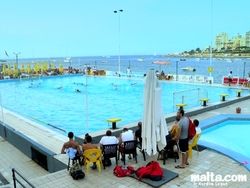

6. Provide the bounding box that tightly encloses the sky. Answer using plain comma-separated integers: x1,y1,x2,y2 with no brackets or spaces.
1,0,250,59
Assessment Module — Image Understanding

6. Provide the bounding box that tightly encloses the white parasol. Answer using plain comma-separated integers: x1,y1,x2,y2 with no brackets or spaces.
142,69,168,160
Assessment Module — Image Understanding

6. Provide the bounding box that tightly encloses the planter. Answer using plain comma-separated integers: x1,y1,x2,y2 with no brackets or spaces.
236,108,241,113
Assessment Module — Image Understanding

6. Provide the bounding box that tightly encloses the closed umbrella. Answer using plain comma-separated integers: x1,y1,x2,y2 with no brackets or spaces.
8,63,12,76
59,61,64,74
27,62,31,73
2,63,6,75
142,69,168,160
21,62,25,73
13,62,18,76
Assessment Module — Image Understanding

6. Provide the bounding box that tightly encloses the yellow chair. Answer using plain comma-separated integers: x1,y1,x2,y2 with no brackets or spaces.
83,149,102,174
188,133,202,158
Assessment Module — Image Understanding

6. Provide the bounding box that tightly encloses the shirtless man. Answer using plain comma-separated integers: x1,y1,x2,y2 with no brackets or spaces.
82,135,98,169
61,132,82,160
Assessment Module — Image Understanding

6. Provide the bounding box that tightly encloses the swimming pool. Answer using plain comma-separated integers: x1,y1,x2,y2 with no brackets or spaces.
0,75,248,136
199,114,250,171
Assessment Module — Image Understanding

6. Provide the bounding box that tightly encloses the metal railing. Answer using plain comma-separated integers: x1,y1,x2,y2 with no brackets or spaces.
173,88,208,108
12,168,35,188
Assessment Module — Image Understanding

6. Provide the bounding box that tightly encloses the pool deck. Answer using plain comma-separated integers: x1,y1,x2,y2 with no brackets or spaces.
1,94,250,187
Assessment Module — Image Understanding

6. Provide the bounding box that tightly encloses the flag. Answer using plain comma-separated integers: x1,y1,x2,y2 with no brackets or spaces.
5,50,9,57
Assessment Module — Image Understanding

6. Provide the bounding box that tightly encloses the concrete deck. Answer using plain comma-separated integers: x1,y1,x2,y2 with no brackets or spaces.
1,95,250,187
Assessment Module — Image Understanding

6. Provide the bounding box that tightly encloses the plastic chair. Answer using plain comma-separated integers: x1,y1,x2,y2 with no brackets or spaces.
189,133,202,158
157,139,178,165
66,147,82,171
118,140,137,165
102,144,118,169
136,140,146,161
83,149,102,174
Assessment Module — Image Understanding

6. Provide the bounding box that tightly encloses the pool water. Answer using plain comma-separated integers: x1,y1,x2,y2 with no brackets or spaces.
200,120,250,159
0,75,248,136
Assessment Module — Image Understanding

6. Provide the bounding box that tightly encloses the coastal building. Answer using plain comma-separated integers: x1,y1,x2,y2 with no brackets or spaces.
214,32,228,51
231,33,246,49
246,31,250,47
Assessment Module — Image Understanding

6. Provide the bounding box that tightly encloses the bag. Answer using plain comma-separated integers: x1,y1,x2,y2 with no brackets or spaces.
113,165,135,177
136,161,163,181
188,117,196,141
69,163,85,180
102,158,112,166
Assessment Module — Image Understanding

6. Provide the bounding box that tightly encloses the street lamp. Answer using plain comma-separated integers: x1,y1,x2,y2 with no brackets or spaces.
13,52,21,72
114,9,123,75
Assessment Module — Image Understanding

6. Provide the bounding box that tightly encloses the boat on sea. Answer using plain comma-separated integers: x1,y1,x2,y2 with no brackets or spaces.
180,58,186,61
182,67,196,72
102,61,108,64
137,58,145,62
64,57,71,63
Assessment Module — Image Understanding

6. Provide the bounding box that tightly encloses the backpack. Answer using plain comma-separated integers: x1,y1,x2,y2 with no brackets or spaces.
69,163,85,180
113,165,135,177
136,161,163,181
188,117,196,141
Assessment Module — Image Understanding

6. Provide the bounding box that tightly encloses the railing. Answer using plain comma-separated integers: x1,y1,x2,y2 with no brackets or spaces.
12,168,35,188
173,88,208,108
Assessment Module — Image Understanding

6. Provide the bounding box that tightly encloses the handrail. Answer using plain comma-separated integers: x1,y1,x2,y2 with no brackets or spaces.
173,88,208,108
12,168,35,188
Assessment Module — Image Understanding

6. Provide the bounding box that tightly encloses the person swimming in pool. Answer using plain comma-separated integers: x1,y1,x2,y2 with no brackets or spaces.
75,89,81,92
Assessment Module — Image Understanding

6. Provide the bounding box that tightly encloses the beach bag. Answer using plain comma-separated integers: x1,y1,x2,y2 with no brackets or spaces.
136,161,163,181
188,117,196,141
69,163,85,180
113,165,135,177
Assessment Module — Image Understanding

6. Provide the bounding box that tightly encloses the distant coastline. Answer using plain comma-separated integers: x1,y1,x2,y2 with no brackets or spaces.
165,53,250,58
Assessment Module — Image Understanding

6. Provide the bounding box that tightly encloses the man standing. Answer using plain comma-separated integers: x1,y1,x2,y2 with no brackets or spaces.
228,71,233,86
175,109,189,169
61,132,82,160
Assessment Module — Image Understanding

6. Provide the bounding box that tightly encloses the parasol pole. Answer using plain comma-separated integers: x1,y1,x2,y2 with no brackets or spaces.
85,64,89,133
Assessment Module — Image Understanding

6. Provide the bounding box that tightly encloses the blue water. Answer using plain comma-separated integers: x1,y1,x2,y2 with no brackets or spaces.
200,120,250,160
0,75,248,136
5,55,250,84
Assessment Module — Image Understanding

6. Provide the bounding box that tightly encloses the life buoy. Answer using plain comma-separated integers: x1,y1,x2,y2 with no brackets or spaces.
208,66,213,73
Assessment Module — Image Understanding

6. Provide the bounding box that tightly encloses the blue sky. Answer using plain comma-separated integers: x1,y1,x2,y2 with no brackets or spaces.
1,0,250,59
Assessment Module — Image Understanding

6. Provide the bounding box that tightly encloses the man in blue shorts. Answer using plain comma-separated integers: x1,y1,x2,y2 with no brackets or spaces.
175,109,189,168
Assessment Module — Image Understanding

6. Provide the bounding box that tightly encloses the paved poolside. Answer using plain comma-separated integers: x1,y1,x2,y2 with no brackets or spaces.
0,93,250,187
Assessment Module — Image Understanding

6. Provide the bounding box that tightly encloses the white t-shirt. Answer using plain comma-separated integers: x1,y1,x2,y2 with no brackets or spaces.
121,131,134,142
100,136,118,145
188,127,202,145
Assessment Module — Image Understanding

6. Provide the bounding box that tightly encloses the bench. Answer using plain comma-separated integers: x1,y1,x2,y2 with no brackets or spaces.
222,77,239,85
175,103,187,110
238,78,248,86
199,98,210,106
219,94,228,101
235,90,243,97
107,118,121,129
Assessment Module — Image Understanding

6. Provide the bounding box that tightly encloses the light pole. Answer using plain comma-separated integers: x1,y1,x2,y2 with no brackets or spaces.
13,52,21,73
114,9,123,75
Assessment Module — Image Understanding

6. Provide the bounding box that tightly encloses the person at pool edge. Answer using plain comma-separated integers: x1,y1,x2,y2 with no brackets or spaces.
175,109,189,169
61,132,82,163
82,135,98,169
185,119,201,165
118,128,134,161
228,71,233,86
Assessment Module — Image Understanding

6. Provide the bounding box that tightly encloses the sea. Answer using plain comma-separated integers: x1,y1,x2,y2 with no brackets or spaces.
4,55,250,84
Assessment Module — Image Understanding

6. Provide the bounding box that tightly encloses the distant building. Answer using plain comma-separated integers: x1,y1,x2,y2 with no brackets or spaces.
246,31,250,47
215,32,228,51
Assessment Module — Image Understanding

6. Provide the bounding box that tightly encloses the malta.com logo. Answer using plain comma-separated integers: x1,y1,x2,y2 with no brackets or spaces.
190,172,247,186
